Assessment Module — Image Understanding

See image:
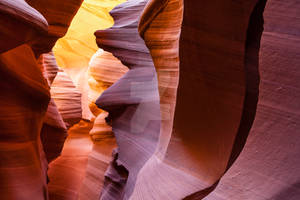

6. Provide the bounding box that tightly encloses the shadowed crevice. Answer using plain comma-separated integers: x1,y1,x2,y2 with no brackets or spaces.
226,0,267,170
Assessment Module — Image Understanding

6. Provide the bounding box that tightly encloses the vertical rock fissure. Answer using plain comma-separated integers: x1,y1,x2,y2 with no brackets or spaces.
226,0,268,169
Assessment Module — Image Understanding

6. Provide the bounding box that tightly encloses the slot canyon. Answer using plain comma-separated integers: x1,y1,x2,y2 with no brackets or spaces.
0,0,299,199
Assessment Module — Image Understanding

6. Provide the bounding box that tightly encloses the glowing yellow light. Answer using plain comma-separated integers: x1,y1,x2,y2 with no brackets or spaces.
52,0,126,120
53,0,125,72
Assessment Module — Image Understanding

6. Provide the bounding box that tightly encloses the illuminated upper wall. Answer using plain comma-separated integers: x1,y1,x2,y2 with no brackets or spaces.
53,0,125,73
52,0,126,119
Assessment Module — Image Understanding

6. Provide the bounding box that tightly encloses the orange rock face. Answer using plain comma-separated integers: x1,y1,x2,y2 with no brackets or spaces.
0,44,50,199
0,1,83,199
50,71,82,129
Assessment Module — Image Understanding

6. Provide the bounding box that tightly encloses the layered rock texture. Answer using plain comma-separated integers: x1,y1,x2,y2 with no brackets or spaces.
205,1,300,199
52,0,125,120
0,44,50,200
39,52,68,163
0,0,300,199
95,1,161,198
0,0,83,199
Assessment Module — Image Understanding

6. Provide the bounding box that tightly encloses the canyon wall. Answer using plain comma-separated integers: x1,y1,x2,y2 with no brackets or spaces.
0,0,83,199
0,0,299,199
205,0,300,199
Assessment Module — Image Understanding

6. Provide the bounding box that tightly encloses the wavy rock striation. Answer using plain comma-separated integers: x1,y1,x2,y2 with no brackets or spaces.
47,120,94,200
0,0,300,199
88,50,129,115
95,0,161,199
134,0,269,199
39,52,71,163
37,50,84,165
205,0,300,199
0,1,82,199
78,47,128,200
50,71,82,129
52,0,125,120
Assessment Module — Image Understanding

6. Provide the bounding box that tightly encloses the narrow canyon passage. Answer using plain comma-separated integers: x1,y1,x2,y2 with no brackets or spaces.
45,2,127,198
0,0,299,200
48,120,94,200
48,119,117,200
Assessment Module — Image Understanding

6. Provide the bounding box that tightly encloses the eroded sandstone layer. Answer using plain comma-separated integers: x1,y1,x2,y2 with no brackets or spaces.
0,44,50,199
0,0,299,199
52,0,125,120
0,0,83,199
95,1,161,199
205,0,300,199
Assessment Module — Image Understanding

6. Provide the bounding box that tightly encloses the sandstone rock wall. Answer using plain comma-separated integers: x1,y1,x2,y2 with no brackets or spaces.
205,0,300,199
0,1,83,199
0,44,50,200
0,0,299,199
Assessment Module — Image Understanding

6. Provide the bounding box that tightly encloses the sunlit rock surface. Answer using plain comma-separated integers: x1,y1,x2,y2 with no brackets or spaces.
46,2,129,197
79,47,127,200
40,53,67,162
52,0,125,120
46,49,127,199
41,52,60,84
39,52,80,163
26,0,84,56
50,71,82,129
88,50,128,115
89,111,112,141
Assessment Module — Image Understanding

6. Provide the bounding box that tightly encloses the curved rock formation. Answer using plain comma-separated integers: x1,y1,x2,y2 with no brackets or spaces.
0,44,50,199
47,120,94,200
50,71,82,129
88,49,128,117
176,0,262,186
70,48,128,199
1,0,300,199
26,0,84,56
78,112,117,200
41,98,68,163
89,112,112,141
52,0,125,120
0,0,83,198
41,52,60,84
134,0,267,198
205,0,300,199
0,0,48,53
95,0,161,199
39,52,68,163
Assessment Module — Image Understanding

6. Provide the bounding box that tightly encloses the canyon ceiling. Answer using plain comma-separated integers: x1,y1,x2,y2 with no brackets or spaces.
0,0,299,200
